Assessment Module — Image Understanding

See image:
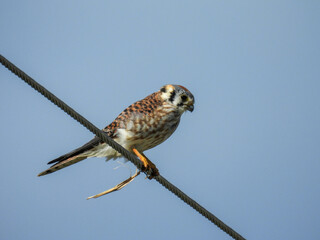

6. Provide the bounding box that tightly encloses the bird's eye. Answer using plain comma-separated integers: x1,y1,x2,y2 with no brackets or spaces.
181,95,188,102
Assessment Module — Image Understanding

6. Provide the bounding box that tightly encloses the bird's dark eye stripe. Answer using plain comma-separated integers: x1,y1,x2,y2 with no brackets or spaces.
169,90,176,102
160,87,166,93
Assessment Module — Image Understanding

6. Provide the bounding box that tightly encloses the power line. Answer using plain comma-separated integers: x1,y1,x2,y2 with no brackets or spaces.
0,54,246,240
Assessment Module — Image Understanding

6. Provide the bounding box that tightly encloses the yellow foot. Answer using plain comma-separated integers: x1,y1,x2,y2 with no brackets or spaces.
132,148,159,179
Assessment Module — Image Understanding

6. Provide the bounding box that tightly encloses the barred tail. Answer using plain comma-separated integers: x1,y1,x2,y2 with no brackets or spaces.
38,137,102,177
38,155,88,176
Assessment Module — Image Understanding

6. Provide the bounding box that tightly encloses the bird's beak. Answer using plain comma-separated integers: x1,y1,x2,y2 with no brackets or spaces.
187,104,194,112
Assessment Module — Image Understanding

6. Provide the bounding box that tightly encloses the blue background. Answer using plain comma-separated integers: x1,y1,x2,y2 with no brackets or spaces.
1,1,320,239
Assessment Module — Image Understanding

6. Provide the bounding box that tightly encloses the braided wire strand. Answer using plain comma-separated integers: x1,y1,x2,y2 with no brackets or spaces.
0,55,245,240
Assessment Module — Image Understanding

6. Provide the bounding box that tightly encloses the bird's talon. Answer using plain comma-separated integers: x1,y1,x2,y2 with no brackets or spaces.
143,165,159,180
132,147,159,180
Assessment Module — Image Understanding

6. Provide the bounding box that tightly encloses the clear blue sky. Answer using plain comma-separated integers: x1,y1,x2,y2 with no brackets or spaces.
1,1,320,239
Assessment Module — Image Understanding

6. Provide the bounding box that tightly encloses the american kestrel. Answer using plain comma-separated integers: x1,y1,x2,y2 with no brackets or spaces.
38,84,195,179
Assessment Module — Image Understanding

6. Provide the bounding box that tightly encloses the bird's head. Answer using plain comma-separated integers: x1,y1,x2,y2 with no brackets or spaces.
159,84,195,113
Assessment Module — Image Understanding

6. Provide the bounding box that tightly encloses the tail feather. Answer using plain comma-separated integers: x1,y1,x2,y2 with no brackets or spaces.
47,136,101,165
38,136,101,177
38,155,88,176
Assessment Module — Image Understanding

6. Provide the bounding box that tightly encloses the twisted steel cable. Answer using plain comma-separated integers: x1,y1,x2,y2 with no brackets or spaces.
1,54,245,240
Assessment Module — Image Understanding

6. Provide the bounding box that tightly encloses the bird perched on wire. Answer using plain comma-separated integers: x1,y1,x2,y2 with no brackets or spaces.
38,84,195,179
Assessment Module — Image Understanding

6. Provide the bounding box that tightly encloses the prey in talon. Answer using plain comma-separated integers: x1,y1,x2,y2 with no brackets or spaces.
38,84,195,195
